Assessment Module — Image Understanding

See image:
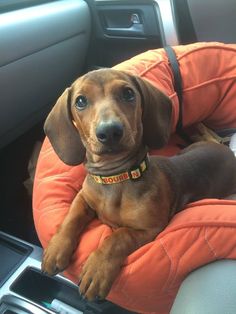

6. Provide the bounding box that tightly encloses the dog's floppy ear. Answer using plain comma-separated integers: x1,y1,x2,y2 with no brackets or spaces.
132,76,172,149
44,88,86,165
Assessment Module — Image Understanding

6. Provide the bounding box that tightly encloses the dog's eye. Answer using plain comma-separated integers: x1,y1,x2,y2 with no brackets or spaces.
75,95,88,110
122,87,135,102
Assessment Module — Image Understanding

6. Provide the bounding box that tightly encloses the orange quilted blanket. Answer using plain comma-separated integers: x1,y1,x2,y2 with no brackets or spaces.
33,42,236,314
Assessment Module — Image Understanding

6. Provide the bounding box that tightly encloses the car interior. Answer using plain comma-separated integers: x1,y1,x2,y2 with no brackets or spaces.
0,0,236,313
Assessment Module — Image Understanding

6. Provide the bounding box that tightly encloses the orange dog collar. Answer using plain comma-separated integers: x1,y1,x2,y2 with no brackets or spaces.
91,156,148,184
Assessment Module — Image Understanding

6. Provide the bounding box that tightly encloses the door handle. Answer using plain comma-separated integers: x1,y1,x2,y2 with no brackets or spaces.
104,12,145,37
105,23,144,36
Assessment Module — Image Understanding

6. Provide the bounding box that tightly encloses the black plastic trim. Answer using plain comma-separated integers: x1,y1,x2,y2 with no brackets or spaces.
172,0,197,44
0,234,32,288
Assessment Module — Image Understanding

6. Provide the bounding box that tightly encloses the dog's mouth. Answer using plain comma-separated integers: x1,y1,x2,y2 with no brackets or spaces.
91,143,127,156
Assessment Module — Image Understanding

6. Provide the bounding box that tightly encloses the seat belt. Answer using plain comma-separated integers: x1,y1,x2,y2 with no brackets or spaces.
164,46,236,147
164,46,192,144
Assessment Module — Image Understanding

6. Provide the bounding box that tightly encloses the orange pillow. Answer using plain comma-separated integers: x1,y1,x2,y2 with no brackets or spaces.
114,41,236,131
33,42,236,314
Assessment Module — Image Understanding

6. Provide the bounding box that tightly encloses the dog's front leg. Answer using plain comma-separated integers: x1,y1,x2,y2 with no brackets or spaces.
79,227,157,300
42,191,95,275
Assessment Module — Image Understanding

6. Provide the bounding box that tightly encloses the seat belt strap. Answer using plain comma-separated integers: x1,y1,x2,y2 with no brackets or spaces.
164,46,192,144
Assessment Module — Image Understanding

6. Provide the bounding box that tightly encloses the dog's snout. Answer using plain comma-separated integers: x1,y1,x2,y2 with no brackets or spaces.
96,121,123,145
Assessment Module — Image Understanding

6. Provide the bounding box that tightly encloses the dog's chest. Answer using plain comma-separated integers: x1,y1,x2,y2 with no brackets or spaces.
90,185,131,228
83,178,160,229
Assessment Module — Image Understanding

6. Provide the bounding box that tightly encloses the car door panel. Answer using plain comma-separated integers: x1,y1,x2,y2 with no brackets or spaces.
0,0,91,149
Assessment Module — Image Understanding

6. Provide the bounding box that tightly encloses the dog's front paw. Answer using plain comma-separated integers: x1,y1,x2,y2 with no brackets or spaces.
42,234,75,276
79,250,121,301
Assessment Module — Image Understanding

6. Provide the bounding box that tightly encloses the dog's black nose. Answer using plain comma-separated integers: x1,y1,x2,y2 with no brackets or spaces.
96,121,123,145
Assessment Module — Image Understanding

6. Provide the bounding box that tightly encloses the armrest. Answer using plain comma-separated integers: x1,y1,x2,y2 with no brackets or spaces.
171,260,236,314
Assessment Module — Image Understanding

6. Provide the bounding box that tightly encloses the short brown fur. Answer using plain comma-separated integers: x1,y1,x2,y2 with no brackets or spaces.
42,69,236,300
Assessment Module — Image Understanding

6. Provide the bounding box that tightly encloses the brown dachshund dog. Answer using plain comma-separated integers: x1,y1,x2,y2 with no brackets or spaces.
42,69,236,301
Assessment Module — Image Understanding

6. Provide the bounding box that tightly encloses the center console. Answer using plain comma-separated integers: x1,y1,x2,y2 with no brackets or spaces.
0,232,134,314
